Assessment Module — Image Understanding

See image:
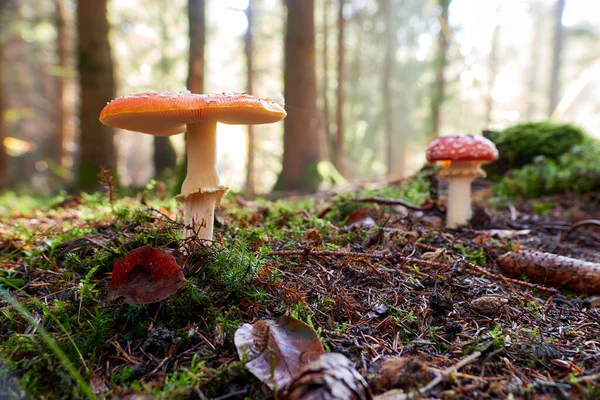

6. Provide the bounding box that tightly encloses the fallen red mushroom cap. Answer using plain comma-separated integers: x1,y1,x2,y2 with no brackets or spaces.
426,135,498,162
108,246,184,305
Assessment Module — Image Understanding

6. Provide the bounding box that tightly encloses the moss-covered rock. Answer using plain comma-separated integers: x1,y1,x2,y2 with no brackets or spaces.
484,122,588,180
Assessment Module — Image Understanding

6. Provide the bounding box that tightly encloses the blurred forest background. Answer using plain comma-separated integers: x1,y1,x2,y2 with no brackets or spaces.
0,0,598,196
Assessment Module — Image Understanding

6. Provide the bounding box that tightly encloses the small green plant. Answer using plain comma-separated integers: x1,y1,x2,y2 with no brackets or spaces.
208,242,263,297
489,325,506,348
454,244,486,266
78,265,101,306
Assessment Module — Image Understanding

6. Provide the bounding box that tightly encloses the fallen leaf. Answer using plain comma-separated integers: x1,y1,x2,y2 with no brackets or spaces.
108,246,185,305
344,209,375,229
234,316,325,390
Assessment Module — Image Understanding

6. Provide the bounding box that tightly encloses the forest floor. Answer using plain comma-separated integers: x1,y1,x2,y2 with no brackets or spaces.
1,172,599,399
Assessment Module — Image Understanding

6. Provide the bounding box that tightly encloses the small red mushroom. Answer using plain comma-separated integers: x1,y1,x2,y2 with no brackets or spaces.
426,135,498,228
108,246,184,305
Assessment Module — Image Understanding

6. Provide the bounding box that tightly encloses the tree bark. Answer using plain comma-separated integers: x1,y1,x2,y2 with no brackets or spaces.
54,0,75,183
175,0,206,194
484,6,500,125
321,0,331,160
334,0,345,175
525,12,543,120
187,0,205,94
153,0,177,178
0,40,7,189
381,0,395,175
548,0,565,116
429,0,450,141
245,0,256,196
76,0,116,190
275,0,326,192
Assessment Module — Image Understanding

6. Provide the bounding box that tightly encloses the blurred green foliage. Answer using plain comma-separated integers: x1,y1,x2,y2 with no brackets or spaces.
494,140,600,198
485,121,588,180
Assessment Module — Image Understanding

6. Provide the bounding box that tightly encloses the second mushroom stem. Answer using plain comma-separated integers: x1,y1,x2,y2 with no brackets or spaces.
446,175,474,228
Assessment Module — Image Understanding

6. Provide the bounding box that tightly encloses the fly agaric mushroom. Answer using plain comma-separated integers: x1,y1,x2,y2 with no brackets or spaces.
99,91,286,240
426,135,498,228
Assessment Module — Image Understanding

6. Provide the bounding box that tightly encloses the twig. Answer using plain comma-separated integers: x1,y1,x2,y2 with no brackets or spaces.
413,242,559,295
374,351,482,400
561,219,600,241
355,197,435,211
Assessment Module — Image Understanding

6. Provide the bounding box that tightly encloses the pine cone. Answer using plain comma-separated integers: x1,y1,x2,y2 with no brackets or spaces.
285,353,372,400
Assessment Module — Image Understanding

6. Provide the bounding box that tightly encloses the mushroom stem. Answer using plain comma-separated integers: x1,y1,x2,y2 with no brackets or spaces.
183,191,220,240
438,160,485,228
446,175,474,228
182,121,220,192
180,121,226,241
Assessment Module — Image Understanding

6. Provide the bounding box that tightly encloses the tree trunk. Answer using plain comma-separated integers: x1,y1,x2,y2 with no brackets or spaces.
153,0,177,178
54,0,75,183
334,0,345,175
275,0,326,192
548,0,565,116
429,0,450,140
245,0,256,196
484,6,500,125
525,12,543,120
76,0,116,190
321,0,331,160
175,0,206,194
381,0,396,175
187,0,205,94
0,40,7,189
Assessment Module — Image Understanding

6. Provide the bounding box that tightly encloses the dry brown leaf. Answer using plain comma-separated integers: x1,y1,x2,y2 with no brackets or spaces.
344,209,376,229
234,316,325,390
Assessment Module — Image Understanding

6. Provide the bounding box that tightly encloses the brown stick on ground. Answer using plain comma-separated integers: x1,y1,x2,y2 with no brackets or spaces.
497,250,600,294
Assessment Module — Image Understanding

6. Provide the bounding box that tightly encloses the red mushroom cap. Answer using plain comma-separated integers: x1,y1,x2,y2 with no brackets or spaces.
100,91,287,136
426,135,499,162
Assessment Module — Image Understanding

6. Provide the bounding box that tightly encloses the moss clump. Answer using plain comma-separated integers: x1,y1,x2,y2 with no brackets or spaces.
484,122,588,180
494,140,600,198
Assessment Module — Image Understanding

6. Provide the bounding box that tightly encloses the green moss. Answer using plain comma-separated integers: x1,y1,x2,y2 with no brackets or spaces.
485,121,588,180
494,140,600,198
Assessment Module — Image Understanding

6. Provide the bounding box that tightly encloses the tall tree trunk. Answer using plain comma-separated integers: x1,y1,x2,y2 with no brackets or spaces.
334,0,345,175
548,0,565,116
0,40,7,189
76,0,116,190
429,0,450,140
484,6,500,125
321,0,331,159
245,0,256,196
187,0,205,94
381,0,395,175
153,0,177,178
176,0,206,194
54,0,74,183
525,12,543,120
275,0,326,192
